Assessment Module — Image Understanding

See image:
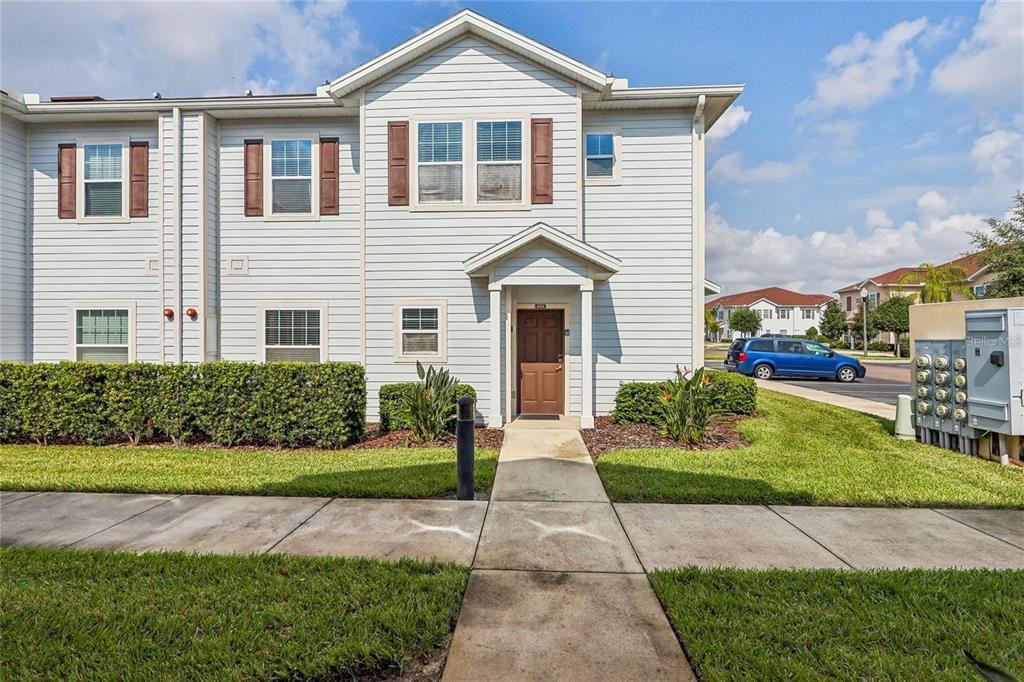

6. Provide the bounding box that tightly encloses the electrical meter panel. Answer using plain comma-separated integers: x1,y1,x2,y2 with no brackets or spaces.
964,308,1024,436
914,338,974,451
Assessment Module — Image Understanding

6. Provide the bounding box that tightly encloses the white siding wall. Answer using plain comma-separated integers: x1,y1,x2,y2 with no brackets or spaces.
203,114,220,359
29,123,161,363
363,36,579,420
1,114,28,360
582,111,695,413
217,119,361,364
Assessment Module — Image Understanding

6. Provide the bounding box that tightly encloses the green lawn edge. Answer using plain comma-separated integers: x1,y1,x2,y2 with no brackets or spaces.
650,567,1024,682
1,546,468,681
0,445,498,499
596,391,1024,508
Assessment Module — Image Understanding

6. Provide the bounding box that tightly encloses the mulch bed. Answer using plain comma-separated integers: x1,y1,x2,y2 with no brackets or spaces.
351,425,505,451
581,415,748,458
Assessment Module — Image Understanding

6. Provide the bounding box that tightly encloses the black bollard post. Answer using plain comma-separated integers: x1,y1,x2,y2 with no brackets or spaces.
456,394,475,501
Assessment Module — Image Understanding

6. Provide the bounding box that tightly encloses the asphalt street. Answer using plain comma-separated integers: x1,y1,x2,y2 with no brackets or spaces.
708,360,911,407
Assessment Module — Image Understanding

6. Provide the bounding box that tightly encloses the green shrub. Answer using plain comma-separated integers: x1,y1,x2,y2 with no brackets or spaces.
106,363,161,445
706,370,757,415
0,360,365,448
611,380,671,426
613,369,757,426
379,381,476,432
805,326,818,338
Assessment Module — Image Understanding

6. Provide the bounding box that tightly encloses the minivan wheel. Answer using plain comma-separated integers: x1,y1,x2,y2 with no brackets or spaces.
837,366,857,383
754,364,774,380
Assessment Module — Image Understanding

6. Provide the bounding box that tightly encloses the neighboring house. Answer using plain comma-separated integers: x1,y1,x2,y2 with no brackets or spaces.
705,287,833,340
0,10,740,427
836,251,995,343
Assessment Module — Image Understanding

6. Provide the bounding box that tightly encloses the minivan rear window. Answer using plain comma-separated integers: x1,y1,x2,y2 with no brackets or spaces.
747,339,775,352
729,340,745,351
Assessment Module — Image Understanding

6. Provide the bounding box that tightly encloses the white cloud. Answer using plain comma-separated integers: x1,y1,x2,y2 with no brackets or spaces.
797,18,928,114
865,208,893,229
902,131,940,151
707,105,751,140
710,152,809,183
970,129,1024,175
931,0,1024,102
707,192,985,294
0,1,364,98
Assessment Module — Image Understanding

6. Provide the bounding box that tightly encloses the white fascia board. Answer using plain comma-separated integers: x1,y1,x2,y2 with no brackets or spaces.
704,278,721,295
464,222,620,276
325,10,608,99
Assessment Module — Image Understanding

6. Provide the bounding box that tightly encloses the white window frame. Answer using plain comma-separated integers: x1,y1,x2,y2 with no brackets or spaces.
474,118,527,205
778,307,791,319
257,301,328,362
802,307,816,320
393,299,448,363
410,114,531,212
583,127,621,185
263,134,319,221
76,137,130,223
67,301,136,361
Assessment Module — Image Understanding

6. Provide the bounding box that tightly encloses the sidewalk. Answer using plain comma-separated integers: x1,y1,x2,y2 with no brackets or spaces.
755,378,897,419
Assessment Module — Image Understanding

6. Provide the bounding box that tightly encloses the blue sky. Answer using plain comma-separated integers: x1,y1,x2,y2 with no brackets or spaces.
2,1,1021,295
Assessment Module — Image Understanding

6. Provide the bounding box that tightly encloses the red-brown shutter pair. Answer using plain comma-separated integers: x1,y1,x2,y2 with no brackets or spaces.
57,142,149,218
386,118,554,206
244,138,340,216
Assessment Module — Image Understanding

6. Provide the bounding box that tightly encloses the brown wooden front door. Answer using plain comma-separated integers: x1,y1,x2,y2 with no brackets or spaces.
517,309,565,415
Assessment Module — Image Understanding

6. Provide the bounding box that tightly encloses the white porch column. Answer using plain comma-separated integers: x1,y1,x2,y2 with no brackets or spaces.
489,282,503,427
581,279,594,428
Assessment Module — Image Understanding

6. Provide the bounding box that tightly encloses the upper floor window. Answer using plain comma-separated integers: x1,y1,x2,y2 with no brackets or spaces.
846,295,852,311
75,308,130,362
867,292,879,309
778,307,791,319
973,284,988,298
83,143,125,218
801,307,816,319
757,308,772,320
417,122,463,203
476,121,522,203
585,132,616,180
270,139,313,215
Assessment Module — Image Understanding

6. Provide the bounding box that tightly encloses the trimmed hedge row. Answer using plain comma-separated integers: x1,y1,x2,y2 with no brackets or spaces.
611,369,757,426
378,382,477,432
0,361,365,447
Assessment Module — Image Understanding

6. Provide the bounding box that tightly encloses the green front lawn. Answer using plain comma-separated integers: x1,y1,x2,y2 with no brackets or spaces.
0,445,498,499
1,547,467,680
597,391,1024,507
651,567,1024,681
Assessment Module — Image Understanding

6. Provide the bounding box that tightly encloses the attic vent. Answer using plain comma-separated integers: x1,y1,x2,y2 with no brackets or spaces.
50,96,106,102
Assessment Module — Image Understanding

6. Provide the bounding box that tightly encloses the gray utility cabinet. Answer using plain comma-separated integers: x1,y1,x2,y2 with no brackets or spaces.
964,308,1024,436
913,338,974,440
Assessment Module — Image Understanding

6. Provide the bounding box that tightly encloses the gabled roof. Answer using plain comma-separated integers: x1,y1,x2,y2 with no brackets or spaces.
836,267,924,292
707,287,833,309
943,250,991,281
325,10,609,100
464,222,620,278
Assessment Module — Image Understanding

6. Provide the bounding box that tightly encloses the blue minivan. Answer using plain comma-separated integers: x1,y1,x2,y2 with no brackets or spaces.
725,337,866,382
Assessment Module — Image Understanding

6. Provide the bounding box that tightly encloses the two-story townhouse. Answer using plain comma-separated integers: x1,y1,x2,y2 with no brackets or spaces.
0,10,741,427
705,287,833,340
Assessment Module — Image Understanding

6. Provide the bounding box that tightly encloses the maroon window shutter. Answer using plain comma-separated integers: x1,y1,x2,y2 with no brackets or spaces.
129,141,149,217
57,143,76,219
320,137,339,215
244,139,263,217
531,118,553,204
387,121,409,206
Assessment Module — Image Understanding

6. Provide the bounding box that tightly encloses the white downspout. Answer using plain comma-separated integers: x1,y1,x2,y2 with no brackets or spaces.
173,107,183,364
692,94,706,370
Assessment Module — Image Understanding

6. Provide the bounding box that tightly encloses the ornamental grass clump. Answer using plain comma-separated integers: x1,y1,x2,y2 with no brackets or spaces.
660,366,720,445
405,361,461,442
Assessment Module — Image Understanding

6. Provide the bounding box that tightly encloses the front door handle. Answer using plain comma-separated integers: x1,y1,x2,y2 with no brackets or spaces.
557,354,564,362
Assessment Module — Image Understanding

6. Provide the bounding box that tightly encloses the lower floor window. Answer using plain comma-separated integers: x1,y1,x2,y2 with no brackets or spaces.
76,309,129,362
402,307,439,354
265,309,321,362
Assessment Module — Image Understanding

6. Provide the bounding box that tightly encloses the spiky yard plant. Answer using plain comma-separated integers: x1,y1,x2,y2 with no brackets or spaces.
405,361,461,442
660,366,720,445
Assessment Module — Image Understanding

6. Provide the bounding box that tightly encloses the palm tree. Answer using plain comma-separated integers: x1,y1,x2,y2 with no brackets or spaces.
704,308,722,341
900,263,974,303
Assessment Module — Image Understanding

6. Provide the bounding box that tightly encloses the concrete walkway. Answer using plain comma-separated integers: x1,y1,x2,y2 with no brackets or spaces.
755,377,898,420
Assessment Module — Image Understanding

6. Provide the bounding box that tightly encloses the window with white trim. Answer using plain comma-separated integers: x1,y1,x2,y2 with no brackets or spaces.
270,139,313,214
802,307,816,320
585,132,615,179
476,121,522,202
417,122,463,203
395,301,447,362
76,309,130,362
83,143,125,218
778,307,791,319
264,309,321,362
